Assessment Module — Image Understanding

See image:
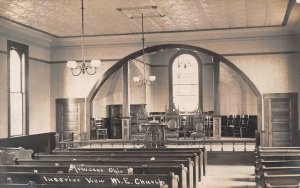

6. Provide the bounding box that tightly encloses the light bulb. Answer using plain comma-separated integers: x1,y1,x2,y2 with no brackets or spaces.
91,59,101,67
67,61,77,69
149,76,156,81
133,76,140,82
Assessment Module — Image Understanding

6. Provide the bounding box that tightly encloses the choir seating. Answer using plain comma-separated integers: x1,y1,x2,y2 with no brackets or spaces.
226,115,249,138
237,115,249,138
94,118,108,139
227,115,235,137
233,115,241,137
221,116,228,137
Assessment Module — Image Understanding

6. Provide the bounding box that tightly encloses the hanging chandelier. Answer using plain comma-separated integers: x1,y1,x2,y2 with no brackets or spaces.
132,13,156,87
176,55,191,78
66,0,101,76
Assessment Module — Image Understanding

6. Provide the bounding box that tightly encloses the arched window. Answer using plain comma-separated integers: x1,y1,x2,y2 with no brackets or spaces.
8,41,28,136
170,53,201,112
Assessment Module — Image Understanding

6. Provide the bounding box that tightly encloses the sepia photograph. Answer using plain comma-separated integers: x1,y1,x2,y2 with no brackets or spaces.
0,0,299,187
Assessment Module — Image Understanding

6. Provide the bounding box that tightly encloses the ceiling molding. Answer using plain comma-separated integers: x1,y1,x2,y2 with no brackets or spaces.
0,16,58,38
58,25,283,38
0,18,54,49
50,27,298,49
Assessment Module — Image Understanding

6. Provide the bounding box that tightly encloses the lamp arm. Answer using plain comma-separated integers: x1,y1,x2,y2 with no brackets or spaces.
85,65,97,75
70,67,82,76
136,80,144,87
146,80,154,86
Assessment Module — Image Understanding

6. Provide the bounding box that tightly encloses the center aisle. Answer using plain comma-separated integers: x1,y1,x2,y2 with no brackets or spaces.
199,165,256,188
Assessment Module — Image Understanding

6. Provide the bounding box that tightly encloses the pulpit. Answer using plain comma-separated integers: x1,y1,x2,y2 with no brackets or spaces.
142,123,166,148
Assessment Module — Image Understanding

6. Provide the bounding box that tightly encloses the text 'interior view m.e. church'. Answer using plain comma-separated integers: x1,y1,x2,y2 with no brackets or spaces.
0,0,300,187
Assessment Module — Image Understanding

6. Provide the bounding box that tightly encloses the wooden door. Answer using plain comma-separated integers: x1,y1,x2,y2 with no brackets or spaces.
56,98,85,141
264,93,298,147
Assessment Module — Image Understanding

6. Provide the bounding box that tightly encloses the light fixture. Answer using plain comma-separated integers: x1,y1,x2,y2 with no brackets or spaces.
132,13,156,86
176,55,191,78
66,0,101,76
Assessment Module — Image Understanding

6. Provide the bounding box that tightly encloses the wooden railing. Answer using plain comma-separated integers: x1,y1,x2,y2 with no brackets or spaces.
59,139,256,152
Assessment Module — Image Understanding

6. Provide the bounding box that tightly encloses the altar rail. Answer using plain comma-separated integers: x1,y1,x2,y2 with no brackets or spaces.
58,139,256,152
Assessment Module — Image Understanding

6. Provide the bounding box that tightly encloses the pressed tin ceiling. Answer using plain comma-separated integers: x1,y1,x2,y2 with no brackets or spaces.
0,0,296,37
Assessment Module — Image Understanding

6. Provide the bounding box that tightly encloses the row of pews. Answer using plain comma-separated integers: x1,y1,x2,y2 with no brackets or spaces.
255,146,300,188
0,146,207,188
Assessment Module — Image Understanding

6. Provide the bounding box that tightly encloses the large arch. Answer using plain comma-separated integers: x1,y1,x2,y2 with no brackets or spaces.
86,44,262,141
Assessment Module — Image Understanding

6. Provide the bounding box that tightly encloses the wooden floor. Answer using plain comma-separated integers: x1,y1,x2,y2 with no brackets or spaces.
199,165,256,188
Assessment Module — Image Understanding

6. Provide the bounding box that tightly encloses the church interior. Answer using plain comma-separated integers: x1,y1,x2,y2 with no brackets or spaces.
0,0,300,187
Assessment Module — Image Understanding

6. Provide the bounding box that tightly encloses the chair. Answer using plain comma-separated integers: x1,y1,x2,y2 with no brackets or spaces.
179,115,191,138
227,115,235,137
238,115,249,138
164,106,180,140
204,114,213,137
137,112,148,133
96,128,108,139
190,109,205,140
233,115,241,137
94,118,108,139
221,116,228,137
131,112,148,140
208,116,213,137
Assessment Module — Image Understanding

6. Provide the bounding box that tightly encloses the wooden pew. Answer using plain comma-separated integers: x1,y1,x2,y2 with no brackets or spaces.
0,171,179,188
256,146,300,151
255,147,300,187
38,152,202,179
255,151,300,164
35,153,200,184
0,147,33,165
256,159,300,171
0,185,165,188
0,164,188,188
255,147,300,161
256,165,300,185
15,158,194,188
0,147,33,159
262,172,300,187
54,149,205,176
264,183,300,188
66,147,208,176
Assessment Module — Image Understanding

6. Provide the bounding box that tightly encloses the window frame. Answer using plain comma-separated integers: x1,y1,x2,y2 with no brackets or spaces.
7,40,29,137
169,51,203,112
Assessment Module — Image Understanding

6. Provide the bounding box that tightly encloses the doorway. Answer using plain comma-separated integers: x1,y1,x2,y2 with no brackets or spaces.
56,98,85,141
264,93,298,147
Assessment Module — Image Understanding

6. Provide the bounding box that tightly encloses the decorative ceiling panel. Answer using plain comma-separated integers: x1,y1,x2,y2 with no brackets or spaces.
0,0,293,37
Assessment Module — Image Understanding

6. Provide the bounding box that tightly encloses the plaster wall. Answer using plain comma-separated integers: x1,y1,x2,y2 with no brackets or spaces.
0,35,51,138
1,22,299,138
